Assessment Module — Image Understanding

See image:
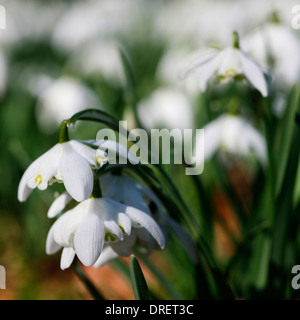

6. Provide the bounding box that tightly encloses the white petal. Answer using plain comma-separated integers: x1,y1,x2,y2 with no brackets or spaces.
18,144,61,202
69,140,98,166
27,144,61,190
125,206,165,250
60,247,76,270
217,48,242,76
244,123,267,164
52,204,83,246
92,140,139,165
119,179,151,214
60,142,93,202
104,220,124,240
47,192,73,218
239,50,268,97
46,224,62,255
179,51,218,80
93,246,119,268
18,163,38,202
117,213,132,236
202,117,223,160
73,211,105,266
197,51,225,91
100,174,150,214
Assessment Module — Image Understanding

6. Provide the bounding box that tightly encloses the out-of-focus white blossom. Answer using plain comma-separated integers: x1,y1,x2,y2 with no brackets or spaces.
5,0,67,42
67,40,125,86
181,44,269,97
195,114,267,164
242,22,300,88
51,0,144,52
36,77,101,133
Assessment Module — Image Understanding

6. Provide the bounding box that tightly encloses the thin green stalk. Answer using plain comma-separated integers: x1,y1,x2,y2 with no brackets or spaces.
72,259,104,300
59,120,70,143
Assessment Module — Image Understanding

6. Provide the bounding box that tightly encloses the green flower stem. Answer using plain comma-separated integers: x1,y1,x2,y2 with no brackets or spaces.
92,174,102,198
119,48,144,129
232,31,240,49
72,259,104,300
269,11,280,24
59,119,70,143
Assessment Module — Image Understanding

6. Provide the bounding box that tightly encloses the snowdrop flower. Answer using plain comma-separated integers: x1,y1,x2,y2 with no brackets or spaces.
51,0,143,53
46,197,165,269
92,172,198,266
100,173,153,215
195,114,267,164
18,140,109,203
36,77,101,133
180,32,269,97
67,40,125,86
242,22,300,88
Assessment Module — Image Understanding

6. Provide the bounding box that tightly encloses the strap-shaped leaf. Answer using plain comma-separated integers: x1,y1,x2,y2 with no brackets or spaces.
274,85,300,196
130,255,151,300
68,108,122,132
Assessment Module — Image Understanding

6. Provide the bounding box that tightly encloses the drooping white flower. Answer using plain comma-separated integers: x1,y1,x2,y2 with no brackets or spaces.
100,173,152,214
195,114,267,164
46,197,165,269
242,22,300,88
180,43,269,97
67,39,125,86
92,172,198,267
18,140,109,203
93,229,142,267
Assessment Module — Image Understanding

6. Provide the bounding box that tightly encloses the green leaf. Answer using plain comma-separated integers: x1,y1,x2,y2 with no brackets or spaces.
271,101,300,268
68,108,122,132
274,85,300,196
72,259,105,300
130,255,151,300
119,47,143,129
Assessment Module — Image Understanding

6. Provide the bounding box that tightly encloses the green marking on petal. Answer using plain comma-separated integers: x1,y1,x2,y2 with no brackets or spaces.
105,232,117,242
35,174,42,186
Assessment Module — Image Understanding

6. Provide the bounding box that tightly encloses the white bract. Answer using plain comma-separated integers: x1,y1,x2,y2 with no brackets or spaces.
46,197,165,269
180,46,269,97
196,114,266,164
18,140,109,203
